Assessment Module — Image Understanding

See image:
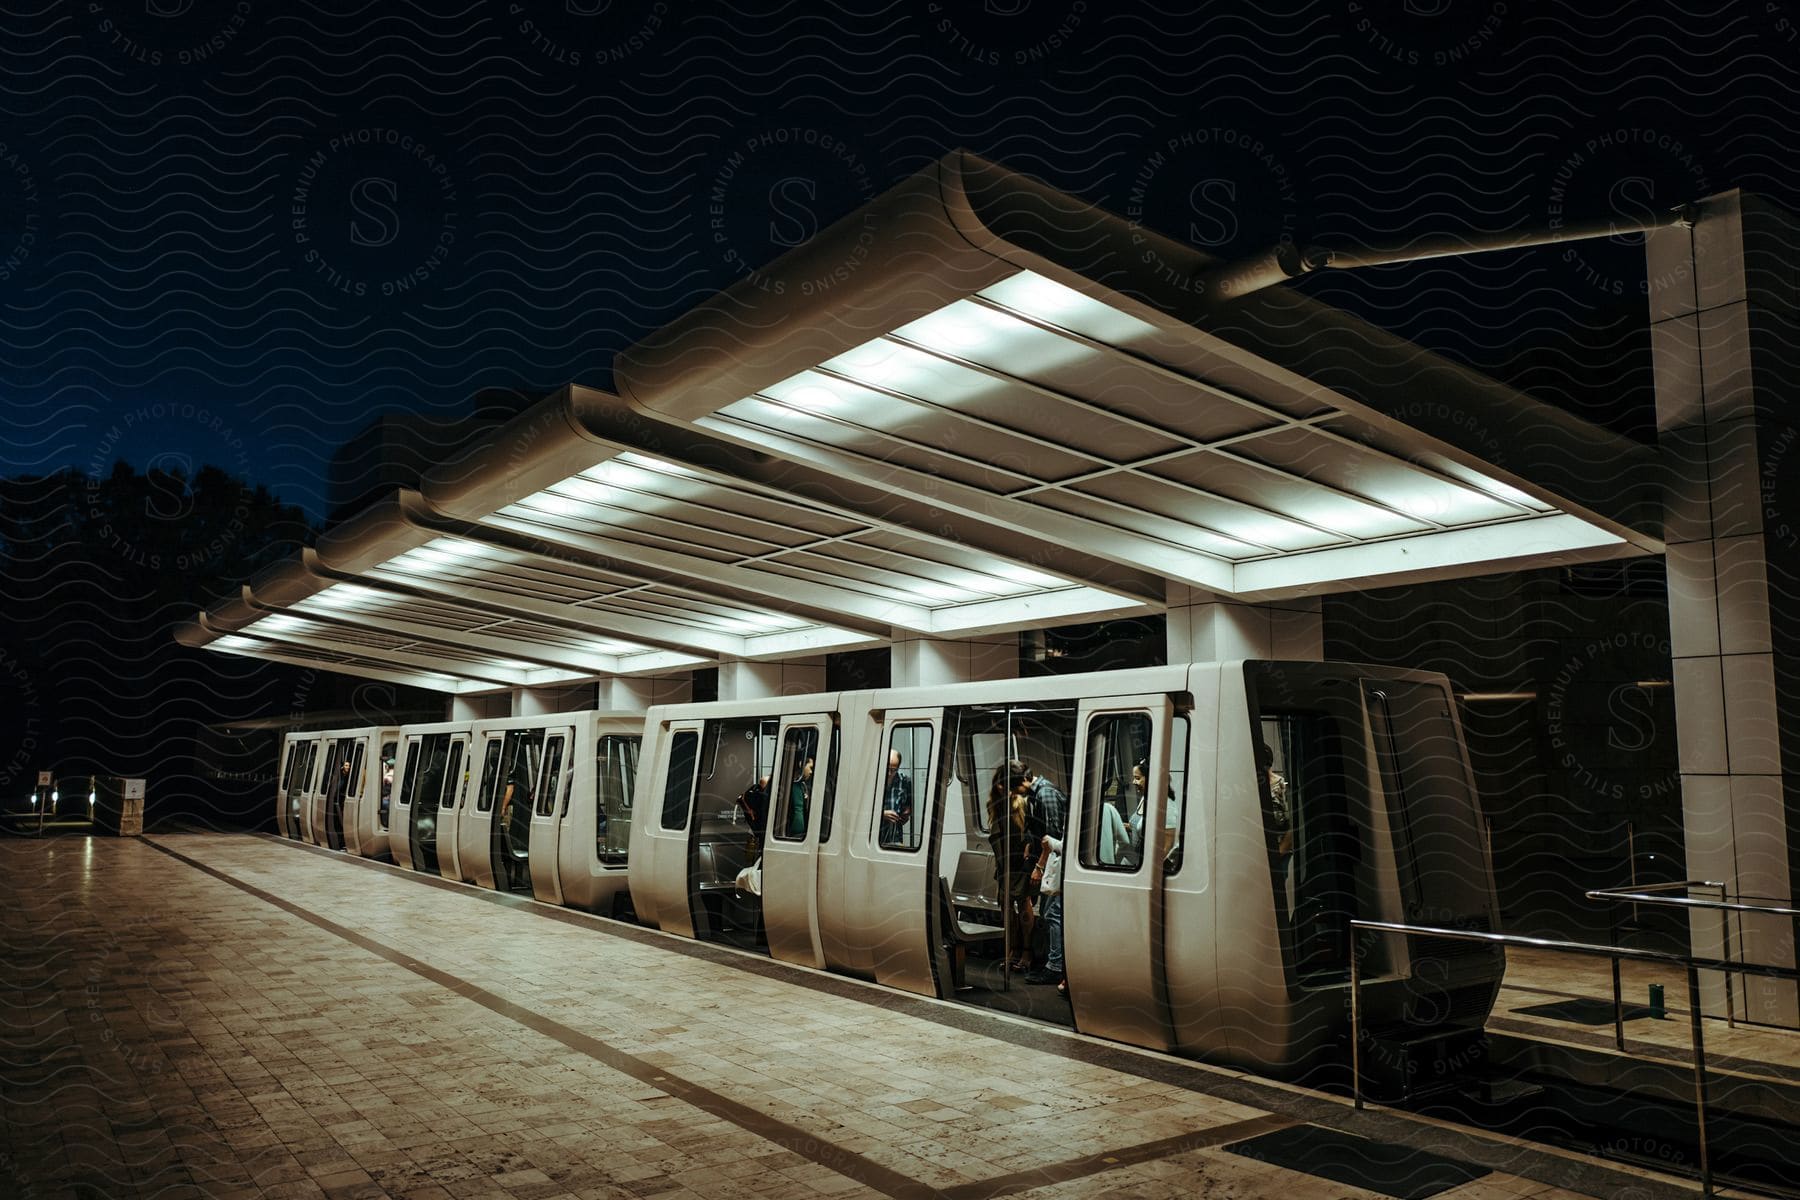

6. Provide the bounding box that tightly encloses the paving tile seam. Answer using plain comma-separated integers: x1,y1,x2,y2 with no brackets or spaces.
176,834,1706,1200
140,835,1304,1200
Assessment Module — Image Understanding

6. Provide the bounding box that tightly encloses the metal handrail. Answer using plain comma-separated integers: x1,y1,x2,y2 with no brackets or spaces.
1587,880,1736,1031
1349,919,1800,1198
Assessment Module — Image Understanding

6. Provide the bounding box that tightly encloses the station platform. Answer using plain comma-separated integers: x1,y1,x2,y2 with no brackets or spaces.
0,835,1778,1200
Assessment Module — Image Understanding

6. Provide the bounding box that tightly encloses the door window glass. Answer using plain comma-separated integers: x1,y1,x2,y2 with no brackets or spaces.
1077,714,1152,872
537,737,566,816
659,731,700,831
771,727,820,843
876,724,931,852
596,735,639,864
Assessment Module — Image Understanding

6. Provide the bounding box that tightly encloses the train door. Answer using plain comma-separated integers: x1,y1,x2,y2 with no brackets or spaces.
435,733,467,881
402,732,464,875
328,736,364,851
274,738,295,836
297,739,327,843
1062,695,1175,1049
641,719,705,936
558,728,639,913
308,738,343,846
858,709,940,995
528,724,576,904
276,736,311,839
762,716,832,969
459,731,502,885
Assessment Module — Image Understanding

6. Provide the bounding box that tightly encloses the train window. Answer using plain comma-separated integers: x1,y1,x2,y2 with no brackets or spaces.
1365,682,1490,928
278,742,297,791
597,735,639,864
378,741,396,829
442,742,465,809
476,740,503,811
536,736,565,817
659,730,700,831
397,738,425,811
876,724,931,852
771,727,819,843
1077,713,1153,872
1164,716,1190,876
480,730,544,814
818,725,841,843
346,743,366,798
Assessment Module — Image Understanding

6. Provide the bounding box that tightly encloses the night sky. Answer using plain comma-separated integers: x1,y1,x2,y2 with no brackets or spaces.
2,0,1790,520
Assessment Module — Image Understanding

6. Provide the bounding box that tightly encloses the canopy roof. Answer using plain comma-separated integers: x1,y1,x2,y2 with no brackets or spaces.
180,152,1662,693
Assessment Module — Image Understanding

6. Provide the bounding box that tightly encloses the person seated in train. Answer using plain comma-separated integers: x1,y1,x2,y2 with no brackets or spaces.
879,751,912,848
737,774,770,856
785,757,813,839
987,762,1037,971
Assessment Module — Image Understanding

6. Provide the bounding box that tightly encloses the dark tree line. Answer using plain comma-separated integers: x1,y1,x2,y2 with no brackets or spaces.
0,462,435,829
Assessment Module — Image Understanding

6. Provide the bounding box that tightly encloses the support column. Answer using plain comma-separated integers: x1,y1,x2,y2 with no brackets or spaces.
1649,190,1800,1025
449,692,508,721
1165,584,1323,663
889,634,1017,688
715,657,825,702
603,674,693,711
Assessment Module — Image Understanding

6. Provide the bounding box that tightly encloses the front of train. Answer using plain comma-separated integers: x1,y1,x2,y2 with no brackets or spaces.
1215,661,1504,1094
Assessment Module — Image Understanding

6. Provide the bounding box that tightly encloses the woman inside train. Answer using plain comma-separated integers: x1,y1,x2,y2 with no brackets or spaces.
987,762,1038,972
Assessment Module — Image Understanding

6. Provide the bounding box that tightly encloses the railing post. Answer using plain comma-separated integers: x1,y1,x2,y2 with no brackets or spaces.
1718,882,1735,1030
1350,945,1363,1111
1611,955,1625,1052
1686,963,1713,1197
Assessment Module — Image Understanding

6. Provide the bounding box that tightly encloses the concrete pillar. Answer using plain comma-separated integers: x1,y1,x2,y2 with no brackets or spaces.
604,674,693,711
511,687,557,717
1648,190,1800,1025
1165,584,1323,663
715,657,825,702
889,634,1017,687
449,692,507,721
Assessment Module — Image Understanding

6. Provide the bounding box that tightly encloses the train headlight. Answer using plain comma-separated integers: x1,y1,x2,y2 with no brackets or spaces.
51,789,58,804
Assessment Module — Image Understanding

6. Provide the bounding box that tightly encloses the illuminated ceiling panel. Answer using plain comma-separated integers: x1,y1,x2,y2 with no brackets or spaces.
690,269,1630,594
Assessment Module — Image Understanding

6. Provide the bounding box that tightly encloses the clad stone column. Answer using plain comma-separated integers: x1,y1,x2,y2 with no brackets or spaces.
1648,190,1800,1025
1165,584,1322,663
603,674,692,711
889,634,1017,687
715,657,825,701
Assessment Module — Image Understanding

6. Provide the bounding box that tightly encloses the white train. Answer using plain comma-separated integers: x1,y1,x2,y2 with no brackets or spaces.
273,660,1502,1080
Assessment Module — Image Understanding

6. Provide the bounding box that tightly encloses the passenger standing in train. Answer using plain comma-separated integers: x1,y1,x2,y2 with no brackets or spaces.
786,758,813,839
738,775,770,856
1028,829,1066,991
1024,766,1069,975
1257,741,1293,916
987,764,1036,971
500,761,534,890
879,751,913,848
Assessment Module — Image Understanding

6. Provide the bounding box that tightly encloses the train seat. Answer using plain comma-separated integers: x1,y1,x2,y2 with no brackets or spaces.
949,850,1003,940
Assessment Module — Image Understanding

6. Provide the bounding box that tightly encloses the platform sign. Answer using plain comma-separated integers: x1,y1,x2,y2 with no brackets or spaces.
36,771,50,787
122,779,145,801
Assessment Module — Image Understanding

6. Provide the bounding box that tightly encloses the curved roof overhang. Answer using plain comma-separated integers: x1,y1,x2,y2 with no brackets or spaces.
615,150,1661,603
181,150,1665,693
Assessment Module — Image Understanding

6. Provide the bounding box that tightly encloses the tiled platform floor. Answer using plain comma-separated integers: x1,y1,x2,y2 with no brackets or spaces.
0,834,1744,1199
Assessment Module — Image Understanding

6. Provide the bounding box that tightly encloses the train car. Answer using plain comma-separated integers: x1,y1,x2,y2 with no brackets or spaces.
385,712,644,911
274,731,322,840
299,727,399,855
452,712,643,910
388,719,471,874
290,657,1499,1081
629,660,1502,1079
